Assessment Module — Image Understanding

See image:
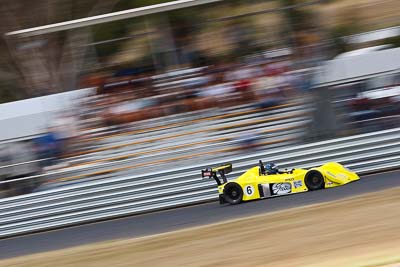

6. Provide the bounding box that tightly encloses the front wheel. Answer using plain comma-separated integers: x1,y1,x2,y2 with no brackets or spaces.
305,171,325,191
223,183,243,205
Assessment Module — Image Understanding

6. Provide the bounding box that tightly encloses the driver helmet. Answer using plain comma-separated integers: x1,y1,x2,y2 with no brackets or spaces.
265,162,279,174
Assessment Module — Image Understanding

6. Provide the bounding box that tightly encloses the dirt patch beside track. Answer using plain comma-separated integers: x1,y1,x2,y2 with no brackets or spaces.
1,188,399,267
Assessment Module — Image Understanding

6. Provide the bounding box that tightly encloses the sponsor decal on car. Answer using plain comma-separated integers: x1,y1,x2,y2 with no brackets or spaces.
293,180,303,188
270,183,291,195
285,178,294,182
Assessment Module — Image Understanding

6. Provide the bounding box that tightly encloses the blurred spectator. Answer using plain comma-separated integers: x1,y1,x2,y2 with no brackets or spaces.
33,127,62,169
197,79,234,98
70,52,313,132
52,112,80,155
237,129,261,151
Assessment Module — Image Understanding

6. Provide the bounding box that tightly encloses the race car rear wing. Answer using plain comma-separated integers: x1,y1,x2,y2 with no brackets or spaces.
201,163,232,186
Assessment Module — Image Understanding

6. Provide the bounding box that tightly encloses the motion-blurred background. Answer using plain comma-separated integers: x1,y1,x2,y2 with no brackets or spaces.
0,0,399,197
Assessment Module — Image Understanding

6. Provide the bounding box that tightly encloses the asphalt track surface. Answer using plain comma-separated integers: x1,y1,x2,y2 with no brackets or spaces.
0,170,399,259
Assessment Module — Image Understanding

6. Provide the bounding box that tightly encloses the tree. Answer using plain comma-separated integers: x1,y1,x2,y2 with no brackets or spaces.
0,0,120,101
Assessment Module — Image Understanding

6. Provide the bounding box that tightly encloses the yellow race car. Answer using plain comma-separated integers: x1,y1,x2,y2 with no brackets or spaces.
201,161,359,204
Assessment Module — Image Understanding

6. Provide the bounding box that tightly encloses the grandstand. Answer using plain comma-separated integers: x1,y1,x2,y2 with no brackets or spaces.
37,99,310,190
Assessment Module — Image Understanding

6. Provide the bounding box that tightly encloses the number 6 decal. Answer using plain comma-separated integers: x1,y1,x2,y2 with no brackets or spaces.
245,185,254,196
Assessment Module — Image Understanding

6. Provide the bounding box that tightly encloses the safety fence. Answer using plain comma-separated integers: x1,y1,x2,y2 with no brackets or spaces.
0,127,399,238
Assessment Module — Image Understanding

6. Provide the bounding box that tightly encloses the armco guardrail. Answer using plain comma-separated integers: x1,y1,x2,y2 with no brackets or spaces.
0,127,399,238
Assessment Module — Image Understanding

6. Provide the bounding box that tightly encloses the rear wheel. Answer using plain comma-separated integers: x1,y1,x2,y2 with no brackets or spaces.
305,171,325,191
223,183,243,205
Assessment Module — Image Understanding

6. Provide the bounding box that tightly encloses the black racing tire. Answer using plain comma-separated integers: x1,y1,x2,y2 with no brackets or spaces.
305,170,325,191
223,183,243,205
219,195,226,204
